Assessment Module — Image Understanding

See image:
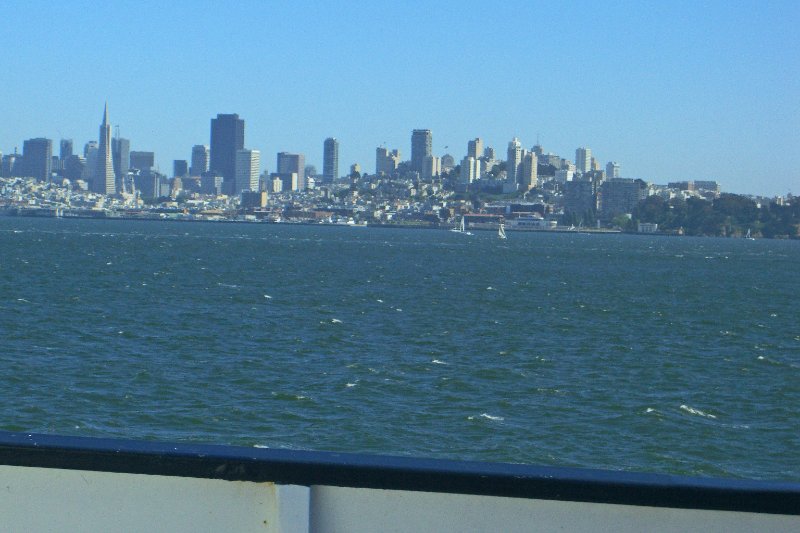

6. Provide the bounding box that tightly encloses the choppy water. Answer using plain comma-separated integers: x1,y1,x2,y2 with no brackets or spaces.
1,217,798,481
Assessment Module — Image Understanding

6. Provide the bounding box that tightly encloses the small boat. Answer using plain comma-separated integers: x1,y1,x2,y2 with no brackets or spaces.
451,217,472,235
498,223,507,240
746,228,754,240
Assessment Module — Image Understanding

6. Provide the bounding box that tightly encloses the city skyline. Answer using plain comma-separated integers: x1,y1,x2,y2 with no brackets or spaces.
1,1,797,197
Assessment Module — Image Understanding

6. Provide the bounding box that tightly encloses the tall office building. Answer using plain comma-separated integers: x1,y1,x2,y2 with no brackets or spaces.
506,138,523,184
411,129,432,174
323,137,339,182
60,139,73,160
575,147,592,174
235,149,260,194
606,161,620,179
467,138,483,160
210,114,245,194
130,151,155,171
94,103,115,194
277,152,305,190
191,145,210,176
112,137,130,181
173,160,189,178
22,138,52,181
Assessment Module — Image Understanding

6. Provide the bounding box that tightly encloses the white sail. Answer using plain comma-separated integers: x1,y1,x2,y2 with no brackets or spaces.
498,223,507,239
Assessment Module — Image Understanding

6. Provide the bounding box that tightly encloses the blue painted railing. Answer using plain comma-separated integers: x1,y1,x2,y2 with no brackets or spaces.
0,431,797,515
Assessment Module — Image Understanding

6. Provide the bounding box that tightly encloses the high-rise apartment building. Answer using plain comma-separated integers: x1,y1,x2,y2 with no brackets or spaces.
411,129,432,174
22,138,52,181
606,161,620,179
467,138,483,160
575,147,592,174
277,152,305,190
520,152,538,190
210,114,245,193
112,137,130,181
506,138,523,184
235,149,260,194
376,147,401,176
191,145,210,177
323,137,339,182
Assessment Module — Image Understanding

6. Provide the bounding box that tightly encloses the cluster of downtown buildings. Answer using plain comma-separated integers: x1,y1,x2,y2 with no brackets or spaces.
2,103,768,228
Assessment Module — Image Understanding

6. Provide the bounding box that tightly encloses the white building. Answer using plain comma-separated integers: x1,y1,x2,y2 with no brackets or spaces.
235,149,260,194
575,147,591,174
506,138,523,184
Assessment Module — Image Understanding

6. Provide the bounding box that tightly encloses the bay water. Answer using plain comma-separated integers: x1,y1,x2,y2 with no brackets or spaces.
1,217,798,481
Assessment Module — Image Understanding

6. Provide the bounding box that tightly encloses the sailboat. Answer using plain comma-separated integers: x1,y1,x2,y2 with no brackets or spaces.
498,222,507,240
746,228,754,240
451,217,472,235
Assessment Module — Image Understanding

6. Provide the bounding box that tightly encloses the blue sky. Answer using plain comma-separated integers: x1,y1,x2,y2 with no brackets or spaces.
2,0,798,196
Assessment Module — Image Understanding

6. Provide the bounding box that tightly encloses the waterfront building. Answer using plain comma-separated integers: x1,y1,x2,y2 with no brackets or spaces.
598,178,647,219
564,179,598,217
173,160,189,178
112,137,130,182
411,129,432,174
210,114,245,194
60,139,73,160
190,145,210,177
323,137,339,182
277,152,305,190
467,138,483,160
22,138,52,181
376,147,401,176
235,149,260,194
506,138,523,184
575,147,592,175
129,151,155,172
606,161,620,179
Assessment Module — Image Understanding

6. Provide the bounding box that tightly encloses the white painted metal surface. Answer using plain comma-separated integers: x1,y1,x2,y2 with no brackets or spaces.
0,465,796,532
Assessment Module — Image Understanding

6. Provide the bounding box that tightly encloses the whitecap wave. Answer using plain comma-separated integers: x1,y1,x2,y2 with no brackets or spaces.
680,404,717,419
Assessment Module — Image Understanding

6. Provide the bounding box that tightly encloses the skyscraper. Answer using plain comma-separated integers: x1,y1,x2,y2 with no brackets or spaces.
506,138,523,184
575,147,592,175
411,129,432,174
22,138,52,181
191,145,210,177
277,152,305,190
173,160,189,178
235,149,260,194
467,138,483,160
520,152,538,190
323,137,339,182
606,161,620,179
112,137,130,181
95,103,115,194
129,151,155,171
210,114,245,194
60,139,73,160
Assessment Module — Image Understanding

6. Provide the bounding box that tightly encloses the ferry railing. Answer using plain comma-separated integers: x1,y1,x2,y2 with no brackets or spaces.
0,431,797,532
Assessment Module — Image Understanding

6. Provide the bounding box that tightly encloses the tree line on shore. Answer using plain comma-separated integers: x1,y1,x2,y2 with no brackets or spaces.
625,194,799,238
